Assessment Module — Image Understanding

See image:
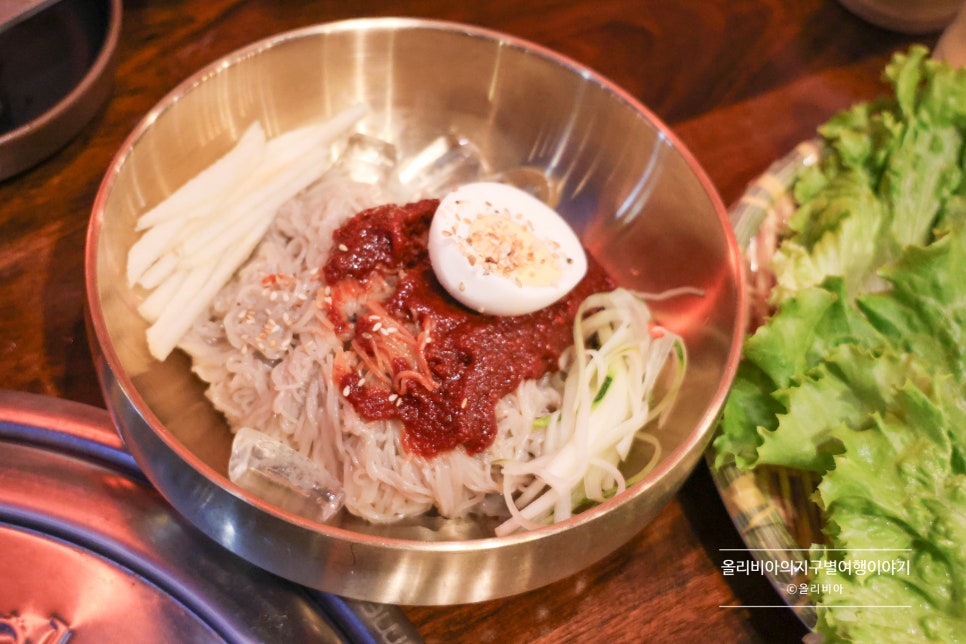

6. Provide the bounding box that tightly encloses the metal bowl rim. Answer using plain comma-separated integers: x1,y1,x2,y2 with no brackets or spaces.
86,16,746,551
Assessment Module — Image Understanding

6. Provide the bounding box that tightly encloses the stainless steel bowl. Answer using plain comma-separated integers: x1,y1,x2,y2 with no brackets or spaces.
0,0,121,179
86,17,745,605
837,0,961,33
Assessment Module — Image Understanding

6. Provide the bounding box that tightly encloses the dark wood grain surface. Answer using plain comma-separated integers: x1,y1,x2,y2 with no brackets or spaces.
0,1,927,642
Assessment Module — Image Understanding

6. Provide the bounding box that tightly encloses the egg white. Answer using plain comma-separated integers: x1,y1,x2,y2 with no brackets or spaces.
428,181,587,316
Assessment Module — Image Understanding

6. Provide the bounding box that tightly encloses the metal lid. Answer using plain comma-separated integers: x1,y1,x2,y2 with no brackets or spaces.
0,390,422,643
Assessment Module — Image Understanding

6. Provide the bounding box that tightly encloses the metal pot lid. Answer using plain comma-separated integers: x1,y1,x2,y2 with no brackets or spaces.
0,390,422,643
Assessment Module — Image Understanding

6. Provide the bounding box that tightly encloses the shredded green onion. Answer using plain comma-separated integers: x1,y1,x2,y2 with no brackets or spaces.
495,287,688,535
593,373,614,405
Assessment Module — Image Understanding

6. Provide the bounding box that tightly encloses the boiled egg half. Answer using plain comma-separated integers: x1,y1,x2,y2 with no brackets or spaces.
428,181,587,316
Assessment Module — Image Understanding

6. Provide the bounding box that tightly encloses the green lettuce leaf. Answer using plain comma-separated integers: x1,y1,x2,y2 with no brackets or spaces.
859,222,966,383
811,377,966,642
713,278,883,471
713,46,966,641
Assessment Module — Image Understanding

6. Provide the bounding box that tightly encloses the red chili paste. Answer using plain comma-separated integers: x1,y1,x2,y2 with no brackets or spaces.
322,199,614,458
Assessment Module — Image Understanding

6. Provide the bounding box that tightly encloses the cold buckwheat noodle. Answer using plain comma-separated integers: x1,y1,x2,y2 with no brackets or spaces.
129,114,690,532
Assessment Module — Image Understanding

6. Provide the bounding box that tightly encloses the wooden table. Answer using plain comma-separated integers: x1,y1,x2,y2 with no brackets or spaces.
0,1,926,642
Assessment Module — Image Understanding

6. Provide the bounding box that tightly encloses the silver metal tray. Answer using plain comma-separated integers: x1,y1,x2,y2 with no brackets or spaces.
0,389,421,643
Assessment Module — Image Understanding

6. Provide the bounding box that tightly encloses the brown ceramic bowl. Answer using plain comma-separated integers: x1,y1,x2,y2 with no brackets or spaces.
85,17,745,605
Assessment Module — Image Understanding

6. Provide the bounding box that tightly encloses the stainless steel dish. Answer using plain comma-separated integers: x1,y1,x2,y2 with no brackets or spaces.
837,0,961,33
0,0,121,179
86,17,745,605
0,389,419,643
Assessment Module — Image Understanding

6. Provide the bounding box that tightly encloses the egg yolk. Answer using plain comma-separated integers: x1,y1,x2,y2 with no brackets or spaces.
462,213,563,288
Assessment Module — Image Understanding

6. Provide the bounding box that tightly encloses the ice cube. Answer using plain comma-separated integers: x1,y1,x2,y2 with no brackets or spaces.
228,427,344,523
331,133,399,185
398,133,485,197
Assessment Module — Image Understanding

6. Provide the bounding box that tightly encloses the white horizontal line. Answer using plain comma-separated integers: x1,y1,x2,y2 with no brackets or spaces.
719,548,912,552
720,605,911,609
